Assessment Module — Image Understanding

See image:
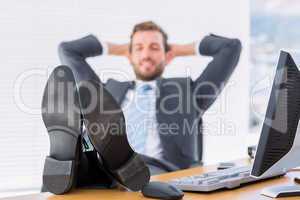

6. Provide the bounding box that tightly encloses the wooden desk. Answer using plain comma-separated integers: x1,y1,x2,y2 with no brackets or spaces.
2,159,300,200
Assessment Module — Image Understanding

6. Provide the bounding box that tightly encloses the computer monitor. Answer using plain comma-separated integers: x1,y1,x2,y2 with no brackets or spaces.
251,51,300,179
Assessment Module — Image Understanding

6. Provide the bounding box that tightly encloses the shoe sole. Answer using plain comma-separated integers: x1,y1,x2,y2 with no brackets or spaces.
77,79,150,191
41,66,81,194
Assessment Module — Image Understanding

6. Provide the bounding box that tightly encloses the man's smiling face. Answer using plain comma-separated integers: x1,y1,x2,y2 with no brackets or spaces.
129,30,168,81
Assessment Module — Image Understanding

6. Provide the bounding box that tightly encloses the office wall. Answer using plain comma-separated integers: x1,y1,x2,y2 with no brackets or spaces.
0,0,249,194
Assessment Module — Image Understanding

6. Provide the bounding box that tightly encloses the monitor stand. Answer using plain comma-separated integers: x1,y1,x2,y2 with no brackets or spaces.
261,184,300,198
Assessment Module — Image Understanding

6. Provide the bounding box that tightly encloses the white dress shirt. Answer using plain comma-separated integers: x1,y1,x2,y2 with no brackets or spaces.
121,80,163,160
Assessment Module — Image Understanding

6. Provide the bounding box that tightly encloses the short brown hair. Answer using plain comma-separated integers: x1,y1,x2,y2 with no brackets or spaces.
129,21,170,53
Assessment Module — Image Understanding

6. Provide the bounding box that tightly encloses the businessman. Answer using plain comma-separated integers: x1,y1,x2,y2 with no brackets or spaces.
58,21,241,176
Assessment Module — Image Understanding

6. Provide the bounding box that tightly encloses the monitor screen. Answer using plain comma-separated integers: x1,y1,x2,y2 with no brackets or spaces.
251,51,300,178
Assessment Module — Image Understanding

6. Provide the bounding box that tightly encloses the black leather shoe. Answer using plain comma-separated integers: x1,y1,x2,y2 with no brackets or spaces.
41,66,81,194
77,79,150,191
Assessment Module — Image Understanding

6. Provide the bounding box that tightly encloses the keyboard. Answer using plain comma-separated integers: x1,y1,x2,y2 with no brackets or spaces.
168,165,284,192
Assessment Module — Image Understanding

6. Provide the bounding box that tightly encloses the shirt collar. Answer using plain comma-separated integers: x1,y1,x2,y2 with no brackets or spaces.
135,79,157,89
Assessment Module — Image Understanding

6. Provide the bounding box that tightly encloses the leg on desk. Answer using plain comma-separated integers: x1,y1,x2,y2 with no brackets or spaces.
147,164,168,175
76,150,114,188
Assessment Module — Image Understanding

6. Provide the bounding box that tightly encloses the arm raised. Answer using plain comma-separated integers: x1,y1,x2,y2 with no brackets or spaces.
193,34,242,114
58,35,104,82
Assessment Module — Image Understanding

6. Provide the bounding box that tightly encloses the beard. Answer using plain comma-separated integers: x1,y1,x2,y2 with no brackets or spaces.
131,58,166,81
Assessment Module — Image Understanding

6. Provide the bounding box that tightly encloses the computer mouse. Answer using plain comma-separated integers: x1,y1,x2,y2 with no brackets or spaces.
141,181,184,200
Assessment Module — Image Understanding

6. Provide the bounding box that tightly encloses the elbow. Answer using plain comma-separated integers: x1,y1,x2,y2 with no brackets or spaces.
57,41,75,60
222,38,242,66
228,38,242,55
57,41,76,64
228,39,242,68
58,42,69,54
